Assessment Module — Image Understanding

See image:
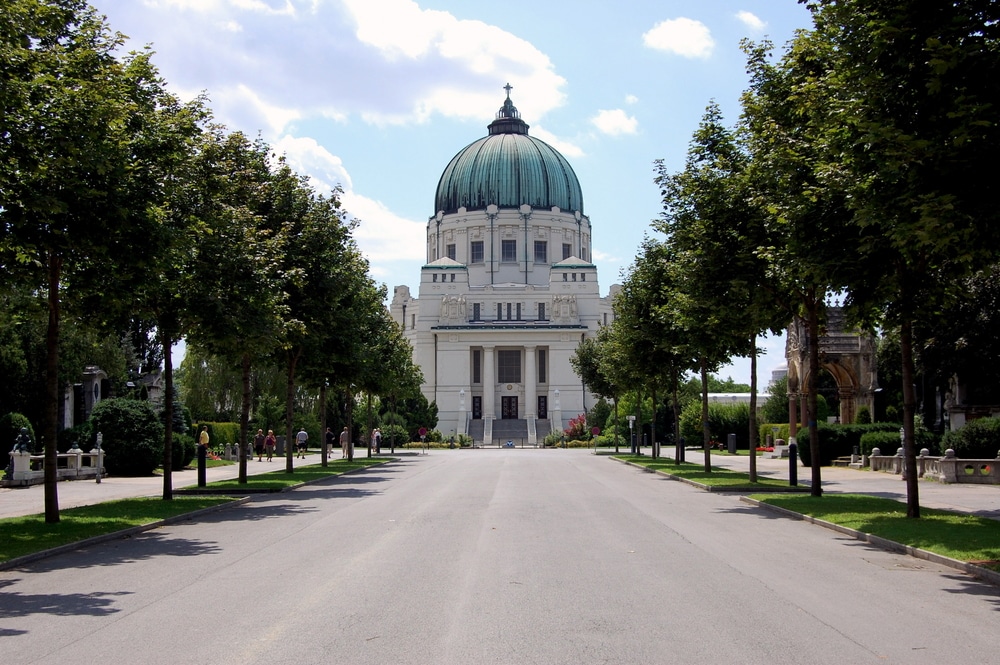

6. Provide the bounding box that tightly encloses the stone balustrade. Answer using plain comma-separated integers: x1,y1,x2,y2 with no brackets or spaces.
869,447,1000,485
3,447,106,487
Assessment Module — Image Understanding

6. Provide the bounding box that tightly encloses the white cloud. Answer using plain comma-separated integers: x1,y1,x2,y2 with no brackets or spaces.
273,135,351,194
625,94,639,105
146,0,296,14
642,17,715,59
531,126,585,159
591,248,619,264
735,11,766,32
126,0,568,133
342,192,427,267
591,109,638,136
216,84,302,135
341,0,566,124
273,134,425,272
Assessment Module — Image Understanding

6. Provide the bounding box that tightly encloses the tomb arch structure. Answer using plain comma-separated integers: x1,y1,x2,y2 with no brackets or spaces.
785,307,878,431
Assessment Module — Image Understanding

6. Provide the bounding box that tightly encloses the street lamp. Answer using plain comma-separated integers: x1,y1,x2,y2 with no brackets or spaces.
627,415,636,455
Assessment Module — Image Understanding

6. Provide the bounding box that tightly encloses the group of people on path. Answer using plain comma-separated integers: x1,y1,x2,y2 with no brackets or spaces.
202,424,384,464
253,429,277,461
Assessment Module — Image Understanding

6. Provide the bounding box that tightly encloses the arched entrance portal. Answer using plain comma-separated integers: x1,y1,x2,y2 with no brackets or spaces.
785,307,877,428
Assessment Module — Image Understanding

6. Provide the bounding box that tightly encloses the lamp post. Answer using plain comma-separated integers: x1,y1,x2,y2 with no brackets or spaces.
627,415,636,455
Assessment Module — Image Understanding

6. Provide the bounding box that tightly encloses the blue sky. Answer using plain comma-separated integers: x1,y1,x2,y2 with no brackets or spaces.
95,0,813,386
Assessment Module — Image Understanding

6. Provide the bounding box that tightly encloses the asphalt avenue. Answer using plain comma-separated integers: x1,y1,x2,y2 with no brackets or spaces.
1,449,998,665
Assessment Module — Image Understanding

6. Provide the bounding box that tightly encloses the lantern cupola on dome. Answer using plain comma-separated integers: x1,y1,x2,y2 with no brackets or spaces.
433,84,584,216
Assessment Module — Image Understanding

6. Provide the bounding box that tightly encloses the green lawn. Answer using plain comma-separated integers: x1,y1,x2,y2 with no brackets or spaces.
616,455,797,490
186,457,390,491
751,493,1000,569
0,496,236,564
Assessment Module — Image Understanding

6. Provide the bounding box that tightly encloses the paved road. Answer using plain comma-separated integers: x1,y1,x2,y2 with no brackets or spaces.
2,449,998,664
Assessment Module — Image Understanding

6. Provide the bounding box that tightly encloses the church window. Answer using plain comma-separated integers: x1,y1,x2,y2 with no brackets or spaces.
470,241,484,263
562,243,572,260
497,303,503,320
538,302,546,320
572,273,577,282
432,274,437,282
501,239,517,262
562,273,568,282
473,302,480,321
472,350,481,384
581,247,588,261
538,349,547,383
450,273,455,282
497,350,521,383
580,273,586,281
516,303,521,320
534,241,547,264
446,244,456,261
506,303,512,320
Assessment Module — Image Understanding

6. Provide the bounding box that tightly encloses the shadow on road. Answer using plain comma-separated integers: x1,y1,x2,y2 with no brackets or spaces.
0,577,132,619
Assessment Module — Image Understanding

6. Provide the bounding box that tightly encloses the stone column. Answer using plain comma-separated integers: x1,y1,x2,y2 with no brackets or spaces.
458,388,468,436
524,345,536,419
839,388,855,425
788,391,798,445
483,345,495,419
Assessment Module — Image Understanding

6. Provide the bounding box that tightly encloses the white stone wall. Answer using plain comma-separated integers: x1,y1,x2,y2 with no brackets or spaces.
391,206,616,438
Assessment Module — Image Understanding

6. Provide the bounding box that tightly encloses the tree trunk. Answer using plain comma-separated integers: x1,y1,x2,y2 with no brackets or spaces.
700,357,712,473
650,386,658,459
161,327,175,500
806,299,823,497
239,352,250,483
366,392,373,458
285,349,301,473
899,317,921,518
44,253,62,523
672,370,682,464
748,335,758,483
634,389,642,455
613,397,619,454
346,389,355,462
320,383,328,468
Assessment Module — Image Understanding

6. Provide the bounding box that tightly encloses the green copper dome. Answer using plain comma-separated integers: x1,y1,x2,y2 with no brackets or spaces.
434,87,584,215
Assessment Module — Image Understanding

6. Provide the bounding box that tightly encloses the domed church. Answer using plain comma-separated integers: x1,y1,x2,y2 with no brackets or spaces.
390,86,619,444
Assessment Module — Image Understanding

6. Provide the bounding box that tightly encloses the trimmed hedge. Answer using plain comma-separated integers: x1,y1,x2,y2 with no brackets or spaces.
194,421,240,447
858,430,904,457
793,423,937,466
940,417,1000,459
171,433,197,470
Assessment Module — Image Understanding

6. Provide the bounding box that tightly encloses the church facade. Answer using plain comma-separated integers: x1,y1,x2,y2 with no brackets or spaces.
390,89,618,445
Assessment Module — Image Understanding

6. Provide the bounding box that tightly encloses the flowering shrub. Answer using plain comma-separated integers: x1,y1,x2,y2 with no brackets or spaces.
564,413,589,439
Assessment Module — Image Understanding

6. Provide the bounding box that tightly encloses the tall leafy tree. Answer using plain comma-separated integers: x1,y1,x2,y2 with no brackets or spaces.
741,38,858,496
186,130,289,484
655,104,757,472
265,171,359,471
1,1,199,520
802,0,1000,516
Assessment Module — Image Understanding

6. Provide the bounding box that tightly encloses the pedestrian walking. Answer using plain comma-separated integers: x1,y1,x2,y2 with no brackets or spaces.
340,426,350,459
325,427,335,459
254,429,265,462
264,430,276,461
296,428,309,459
